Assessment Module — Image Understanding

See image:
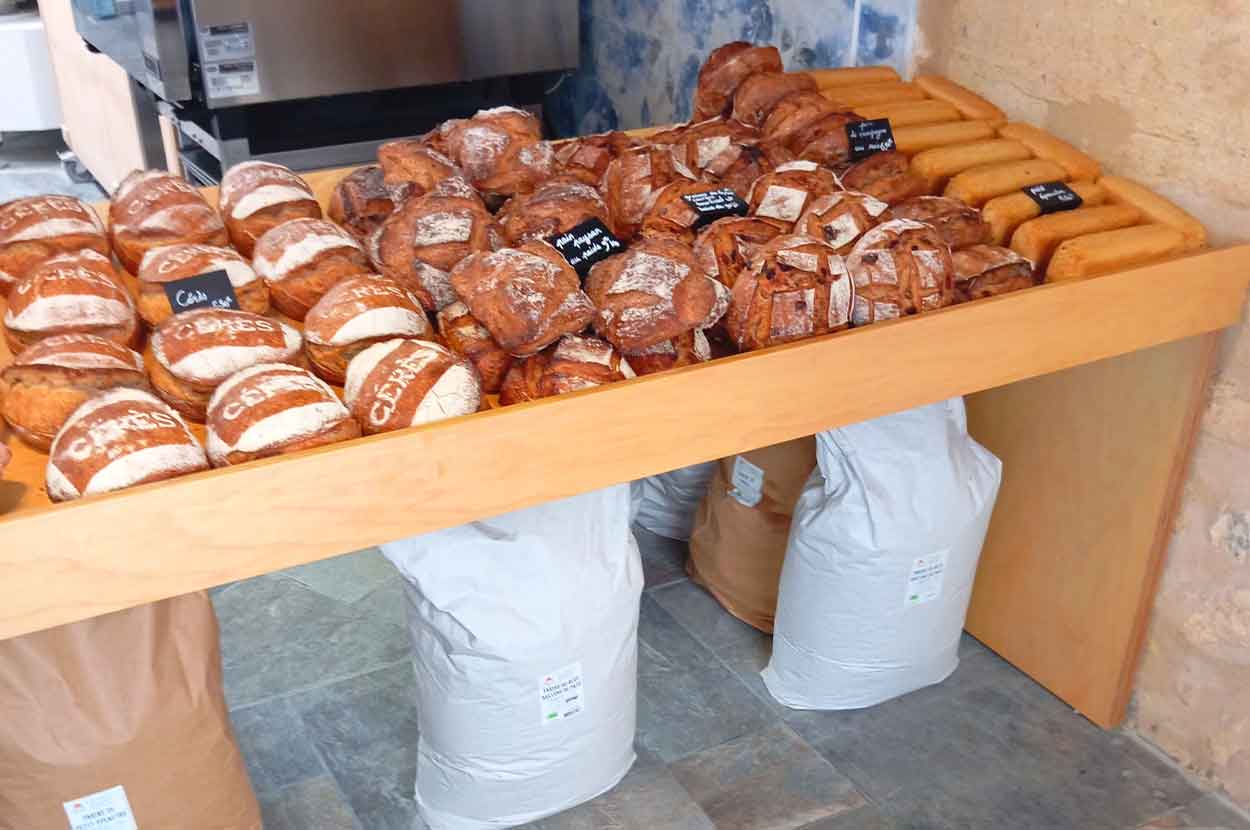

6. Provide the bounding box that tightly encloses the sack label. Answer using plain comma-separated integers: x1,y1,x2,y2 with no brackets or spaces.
64,785,138,830
904,551,948,607
540,661,585,726
730,456,765,508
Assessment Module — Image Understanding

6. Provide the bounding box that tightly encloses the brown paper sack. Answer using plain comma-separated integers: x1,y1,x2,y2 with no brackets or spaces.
688,437,817,633
0,592,262,830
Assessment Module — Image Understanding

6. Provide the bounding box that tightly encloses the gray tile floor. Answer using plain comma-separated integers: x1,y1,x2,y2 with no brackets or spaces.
0,129,107,201
213,529,1250,830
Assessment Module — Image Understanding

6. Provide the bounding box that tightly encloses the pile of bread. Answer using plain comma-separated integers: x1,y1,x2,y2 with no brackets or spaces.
0,40,1206,505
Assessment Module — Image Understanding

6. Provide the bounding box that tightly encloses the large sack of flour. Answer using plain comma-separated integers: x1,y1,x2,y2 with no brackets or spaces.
763,399,1002,709
632,461,717,541
0,593,261,830
382,484,642,830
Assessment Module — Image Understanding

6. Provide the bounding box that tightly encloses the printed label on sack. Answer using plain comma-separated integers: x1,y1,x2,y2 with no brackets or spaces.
203,60,261,99
682,187,749,230
904,551,948,607
199,22,255,62
162,269,240,314
549,218,625,277
1022,181,1084,214
63,785,138,830
729,456,766,508
846,119,897,161
540,662,585,725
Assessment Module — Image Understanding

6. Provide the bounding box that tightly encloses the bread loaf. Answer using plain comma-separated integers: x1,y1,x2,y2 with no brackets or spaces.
1045,224,1187,283
640,180,743,243
997,123,1101,181
795,190,889,254
953,245,1036,302
885,196,991,250
375,140,461,194
136,243,269,326
846,219,956,324
449,241,595,356
150,307,303,421
303,274,433,384
1,334,148,450
913,75,1007,126
692,215,788,290
436,300,513,393
498,334,634,405
496,176,611,244
601,144,696,239
0,195,109,297
218,161,322,257
943,158,1068,207
497,349,550,406
692,41,784,120
46,388,208,502
1010,204,1141,273
206,363,359,466
981,181,1106,246
4,250,139,353
761,91,840,148
552,131,640,187
841,151,928,205
747,161,843,226
439,107,553,199
732,72,818,128
252,218,369,320
328,165,413,242
624,329,711,375
852,99,961,128
668,117,762,179
789,111,863,169
585,236,729,352
109,170,228,273
344,339,481,434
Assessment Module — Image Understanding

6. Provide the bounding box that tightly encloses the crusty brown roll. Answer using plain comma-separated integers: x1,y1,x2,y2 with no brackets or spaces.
136,243,270,327
3,250,139,353
252,218,369,321
328,165,414,242
0,195,109,297
953,245,1036,302
790,111,863,169
841,151,928,205
498,334,635,405
794,190,889,255
496,176,612,245
303,274,433,384
747,161,843,226
693,41,784,121
370,187,496,311
714,141,796,201
449,240,595,356
109,170,228,274
732,72,817,128
846,218,956,324
218,161,322,257
206,363,359,466
668,118,760,177
375,139,461,194
761,91,840,147
436,299,513,394
0,334,148,451
884,196,991,250
439,106,553,199
344,338,481,434
622,329,711,376
600,144,696,239
497,348,550,406
553,131,640,187
150,307,303,421
584,235,729,353
725,234,854,351
639,180,745,243
692,215,789,291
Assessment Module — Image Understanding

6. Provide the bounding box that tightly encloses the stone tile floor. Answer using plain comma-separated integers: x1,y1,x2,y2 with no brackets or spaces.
213,529,1250,830
0,129,107,201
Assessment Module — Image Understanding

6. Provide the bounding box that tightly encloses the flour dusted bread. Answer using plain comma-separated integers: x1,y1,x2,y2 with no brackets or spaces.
0,195,109,297
953,245,1036,302
137,243,269,326
747,160,842,226
668,117,762,178
46,388,208,502
218,161,321,257
846,218,957,324
375,140,461,194
252,218,368,320
885,196,990,250
303,274,433,384
640,180,741,243
623,329,711,376
496,176,611,244
1,334,148,450
692,41,784,120
109,171,228,273
761,91,839,148
206,363,359,466
4,250,139,353
795,190,889,255
693,215,789,290
344,339,481,434
732,72,818,128
841,151,927,205
601,144,696,239
498,334,634,405
438,106,553,199
329,166,413,242
436,300,513,393
553,131,639,187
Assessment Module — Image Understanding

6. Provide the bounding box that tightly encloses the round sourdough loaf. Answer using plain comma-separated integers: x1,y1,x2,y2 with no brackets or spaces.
622,329,711,376
344,339,481,435
692,215,788,291
375,140,460,194
46,388,208,502
884,196,991,250
328,165,414,242
953,244,1036,303
667,117,760,179
150,307,302,421
747,161,843,227
761,91,839,148
496,176,611,245
0,195,109,297
732,72,817,129
846,218,956,324
436,106,553,199
789,111,862,170
303,275,433,384
600,144,696,239
692,41,783,121
206,363,359,466
436,300,513,394
553,131,639,187
498,334,634,406
3,250,139,353
137,243,269,326
0,334,148,450
109,170,228,273
841,151,928,205
218,161,322,257
795,190,890,255
252,218,369,320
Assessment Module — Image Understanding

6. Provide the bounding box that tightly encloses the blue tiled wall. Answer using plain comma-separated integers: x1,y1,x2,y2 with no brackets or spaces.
546,0,917,137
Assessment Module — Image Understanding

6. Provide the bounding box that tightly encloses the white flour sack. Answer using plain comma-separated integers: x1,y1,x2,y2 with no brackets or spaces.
632,461,717,541
381,484,643,830
762,398,1002,710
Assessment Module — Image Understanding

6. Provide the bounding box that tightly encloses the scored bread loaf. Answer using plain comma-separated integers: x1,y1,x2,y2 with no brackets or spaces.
344,338,481,434
496,176,612,244
136,243,270,326
552,131,640,187
206,363,359,466
668,117,761,178
218,161,322,257
884,196,991,250
252,218,369,320
692,215,789,291
789,110,863,170
732,72,818,128
840,151,928,205
846,218,956,324
692,41,784,121
436,300,514,394
624,329,711,376
761,91,839,147
0,195,109,297
0,334,148,450
601,144,696,239
109,170,228,274
46,388,208,502
498,334,634,405
328,165,414,242
150,307,303,421
794,190,889,255
953,245,1036,302
303,274,433,384
640,180,744,243
437,106,553,199
747,161,843,226
3,250,139,353
375,140,461,194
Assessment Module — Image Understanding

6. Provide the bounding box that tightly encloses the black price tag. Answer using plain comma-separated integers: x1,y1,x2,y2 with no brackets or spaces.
846,118,897,161
549,218,625,277
1023,181,1084,214
162,269,240,314
682,187,748,229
